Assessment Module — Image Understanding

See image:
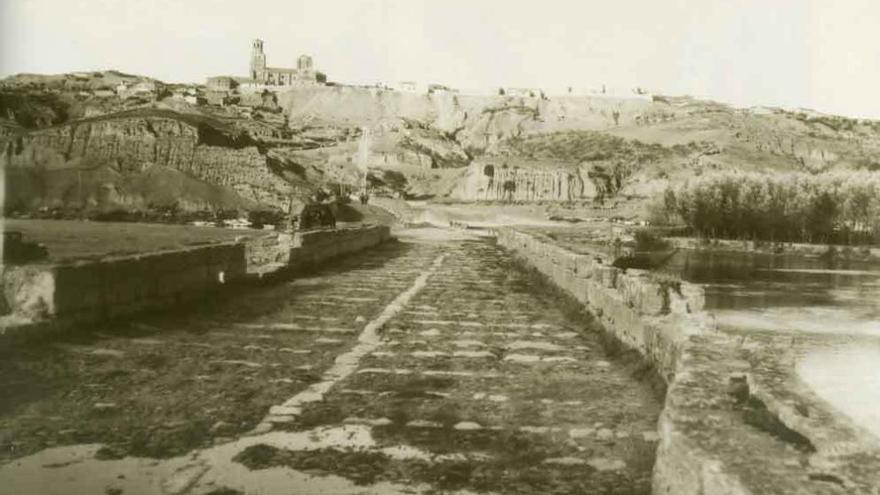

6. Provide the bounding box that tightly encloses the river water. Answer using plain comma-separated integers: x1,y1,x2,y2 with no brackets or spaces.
664,249,880,438
664,249,880,336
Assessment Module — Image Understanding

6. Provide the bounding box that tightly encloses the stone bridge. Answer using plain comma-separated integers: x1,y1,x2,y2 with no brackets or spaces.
0,227,878,494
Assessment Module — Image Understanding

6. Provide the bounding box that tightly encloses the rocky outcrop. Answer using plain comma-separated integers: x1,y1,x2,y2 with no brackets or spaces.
453,161,596,201
11,116,199,172
735,124,843,171
450,128,683,202
2,110,292,210
729,113,880,172
1,90,70,129
192,146,289,206
397,125,471,169
454,102,542,152
9,81,880,210
280,86,880,202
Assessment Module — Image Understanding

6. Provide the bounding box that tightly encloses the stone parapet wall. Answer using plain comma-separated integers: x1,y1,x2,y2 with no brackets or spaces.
244,232,293,269
495,227,711,382
369,197,420,223
1,242,246,326
1,225,392,338
495,227,880,494
290,225,392,269
495,228,735,494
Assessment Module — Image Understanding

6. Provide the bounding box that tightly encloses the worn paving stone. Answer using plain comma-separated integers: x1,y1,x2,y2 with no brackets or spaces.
0,240,444,463
284,239,662,494
0,234,661,494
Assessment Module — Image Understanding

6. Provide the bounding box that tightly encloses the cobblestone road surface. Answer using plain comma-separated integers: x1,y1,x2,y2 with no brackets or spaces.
0,229,661,494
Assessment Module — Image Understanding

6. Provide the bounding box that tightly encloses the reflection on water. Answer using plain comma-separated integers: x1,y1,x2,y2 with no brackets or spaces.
666,250,880,439
798,345,880,439
664,250,880,335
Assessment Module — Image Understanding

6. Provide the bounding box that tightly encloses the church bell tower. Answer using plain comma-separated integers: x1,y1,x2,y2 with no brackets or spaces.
250,39,266,80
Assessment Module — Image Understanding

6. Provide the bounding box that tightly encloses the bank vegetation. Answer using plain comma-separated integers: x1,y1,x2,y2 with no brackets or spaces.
655,171,880,245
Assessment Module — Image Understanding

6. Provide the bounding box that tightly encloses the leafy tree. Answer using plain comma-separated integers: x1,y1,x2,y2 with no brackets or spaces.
248,209,285,229
657,171,880,245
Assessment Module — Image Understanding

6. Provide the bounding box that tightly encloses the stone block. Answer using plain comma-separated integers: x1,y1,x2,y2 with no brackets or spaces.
554,246,569,265
573,277,590,304
151,249,186,273
223,251,247,281
598,266,619,288
639,284,666,316
53,263,103,313
551,263,566,286
618,274,666,316
585,280,600,307
204,244,235,265
135,256,162,300
205,263,229,285
574,255,593,278
103,257,149,306
615,273,639,308
669,292,689,315
2,265,56,319
680,284,705,313
159,264,205,296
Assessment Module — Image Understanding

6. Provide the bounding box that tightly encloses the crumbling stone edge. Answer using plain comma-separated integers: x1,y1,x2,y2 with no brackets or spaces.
0,225,392,344
494,227,880,495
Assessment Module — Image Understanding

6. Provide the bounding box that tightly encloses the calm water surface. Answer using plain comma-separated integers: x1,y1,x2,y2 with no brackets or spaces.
665,250,880,335
665,249,880,438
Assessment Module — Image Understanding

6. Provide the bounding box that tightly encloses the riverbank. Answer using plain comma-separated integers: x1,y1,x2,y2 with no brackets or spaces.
667,236,880,261
496,226,880,495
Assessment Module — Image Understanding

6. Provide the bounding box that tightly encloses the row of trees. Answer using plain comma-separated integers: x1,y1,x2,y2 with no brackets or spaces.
657,171,880,245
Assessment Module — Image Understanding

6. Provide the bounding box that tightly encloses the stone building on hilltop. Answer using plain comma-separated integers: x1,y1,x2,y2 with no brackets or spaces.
206,76,238,92
202,39,328,105
115,80,163,100
248,39,326,86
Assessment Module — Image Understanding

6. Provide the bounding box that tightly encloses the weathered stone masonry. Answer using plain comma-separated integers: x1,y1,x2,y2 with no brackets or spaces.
495,228,711,381
1,225,391,340
495,227,880,495
1,242,247,326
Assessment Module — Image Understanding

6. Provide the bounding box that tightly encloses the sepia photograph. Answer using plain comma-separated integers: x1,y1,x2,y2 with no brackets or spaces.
1,1,879,493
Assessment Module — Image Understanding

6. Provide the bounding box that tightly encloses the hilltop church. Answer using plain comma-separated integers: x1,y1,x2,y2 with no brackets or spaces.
248,39,326,86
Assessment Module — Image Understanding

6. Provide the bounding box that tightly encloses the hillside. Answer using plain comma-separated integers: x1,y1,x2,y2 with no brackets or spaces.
2,108,291,213
4,71,880,219
276,87,880,204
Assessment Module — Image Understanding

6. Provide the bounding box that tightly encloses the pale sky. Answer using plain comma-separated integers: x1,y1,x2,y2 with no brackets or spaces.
2,0,879,118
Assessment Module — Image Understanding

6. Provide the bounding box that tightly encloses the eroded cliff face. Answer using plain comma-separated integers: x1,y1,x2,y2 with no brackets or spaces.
282,87,880,190
734,121,848,171
2,112,292,210
11,117,199,172
453,161,597,202
8,81,880,212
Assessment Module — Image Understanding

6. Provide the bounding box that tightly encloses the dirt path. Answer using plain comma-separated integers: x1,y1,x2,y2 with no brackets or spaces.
0,230,661,494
